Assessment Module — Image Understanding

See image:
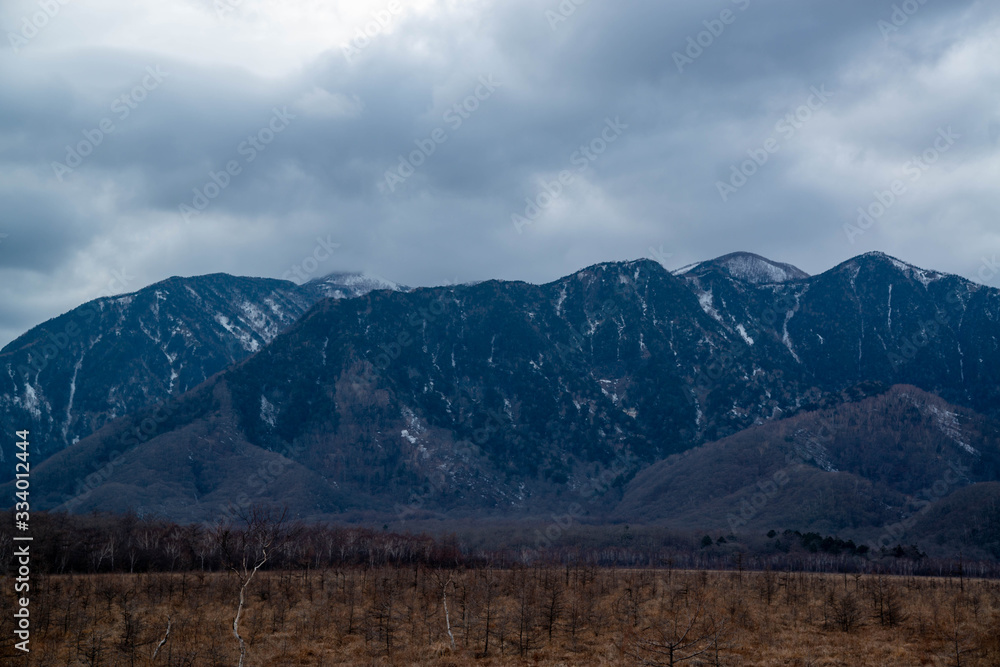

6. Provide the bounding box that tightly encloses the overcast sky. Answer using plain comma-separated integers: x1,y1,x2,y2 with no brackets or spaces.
1,0,999,347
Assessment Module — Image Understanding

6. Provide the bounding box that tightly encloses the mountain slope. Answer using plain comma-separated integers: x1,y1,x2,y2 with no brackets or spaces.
0,271,404,473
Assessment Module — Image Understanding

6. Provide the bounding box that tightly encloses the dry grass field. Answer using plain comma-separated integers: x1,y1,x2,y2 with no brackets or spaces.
2,567,999,666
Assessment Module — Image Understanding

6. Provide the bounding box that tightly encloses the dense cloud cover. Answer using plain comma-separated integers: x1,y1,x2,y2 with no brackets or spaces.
1,0,998,346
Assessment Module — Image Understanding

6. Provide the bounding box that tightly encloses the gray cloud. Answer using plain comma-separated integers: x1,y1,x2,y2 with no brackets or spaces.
1,0,999,346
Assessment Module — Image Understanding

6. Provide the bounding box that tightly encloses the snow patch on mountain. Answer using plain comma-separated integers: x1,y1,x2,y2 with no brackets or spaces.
22,382,42,420
696,289,723,323
214,314,260,352
307,272,409,299
887,257,945,287
554,286,568,316
927,404,978,455
672,262,701,276
718,254,807,284
260,395,278,427
794,428,838,472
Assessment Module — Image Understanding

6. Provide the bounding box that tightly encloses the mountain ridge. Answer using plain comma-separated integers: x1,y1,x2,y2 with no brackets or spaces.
7,252,1000,543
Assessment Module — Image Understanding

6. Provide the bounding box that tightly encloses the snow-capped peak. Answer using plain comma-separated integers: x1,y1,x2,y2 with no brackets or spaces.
305,272,410,299
676,252,809,285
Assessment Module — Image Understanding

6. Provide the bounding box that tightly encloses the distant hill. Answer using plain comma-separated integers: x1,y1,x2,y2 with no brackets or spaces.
616,385,1000,557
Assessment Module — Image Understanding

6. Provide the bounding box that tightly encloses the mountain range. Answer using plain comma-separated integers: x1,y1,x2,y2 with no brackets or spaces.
4,251,1000,557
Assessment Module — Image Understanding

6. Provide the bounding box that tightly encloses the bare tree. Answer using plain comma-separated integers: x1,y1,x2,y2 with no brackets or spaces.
625,599,726,667
828,590,862,633
214,504,289,667
543,576,564,641
946,594,974,667
90,534,114,572
151,617,172,662
479,567,498,656
869,576,907,628
435,571,457,651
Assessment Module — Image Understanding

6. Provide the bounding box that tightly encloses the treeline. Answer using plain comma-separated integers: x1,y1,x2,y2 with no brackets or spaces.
2,510,999,579
767,529,927,559
0,510,464,575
